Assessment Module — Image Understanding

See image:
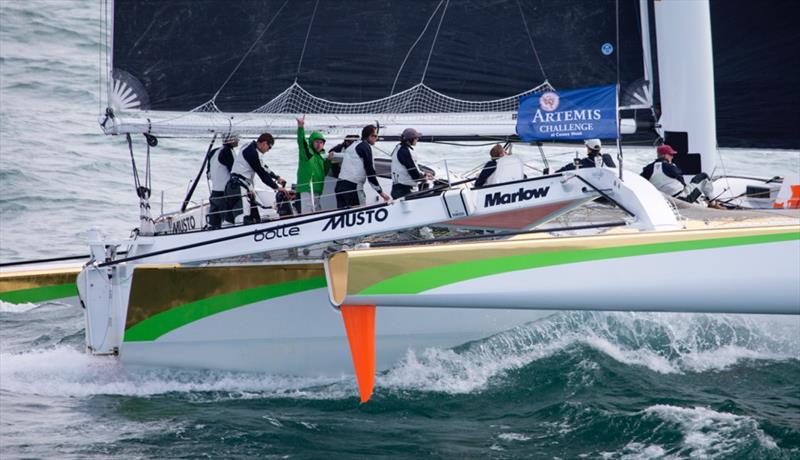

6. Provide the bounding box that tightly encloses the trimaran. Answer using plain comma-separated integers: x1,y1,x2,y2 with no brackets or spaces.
1,0,797,402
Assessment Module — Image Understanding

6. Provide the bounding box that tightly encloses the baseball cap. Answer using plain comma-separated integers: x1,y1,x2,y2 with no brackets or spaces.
584,138,602,150
401,128,422,141
657,144,678,155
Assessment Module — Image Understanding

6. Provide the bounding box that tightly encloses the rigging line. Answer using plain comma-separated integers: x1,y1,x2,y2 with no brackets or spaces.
210,0,290,102
105,0,111,110
126,134,142,193
615,0,621,89
420,0,449,84
615,0,623,180
515,0,547,81
294,0,320,83
97,0,102,114
389,0,445,95
0,252,122,268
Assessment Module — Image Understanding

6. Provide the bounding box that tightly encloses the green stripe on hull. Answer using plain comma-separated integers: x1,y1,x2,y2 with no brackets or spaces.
124,276,327,342
0,283,78,304
360,231,800,295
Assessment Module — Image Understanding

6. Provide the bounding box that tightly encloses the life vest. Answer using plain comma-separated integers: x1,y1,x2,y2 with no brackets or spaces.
648,162,685,197
486,155,525,185
391,143,421,186
338,141,367,185
207,147,232,192
231,141,259,182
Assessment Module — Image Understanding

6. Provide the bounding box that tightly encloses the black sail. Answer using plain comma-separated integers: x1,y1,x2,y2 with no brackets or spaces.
111,0,642,111
109,0,798,148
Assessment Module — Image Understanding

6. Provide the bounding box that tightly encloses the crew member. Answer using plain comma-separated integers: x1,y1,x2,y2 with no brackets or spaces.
295,116,332,214
224,133,288,224
335,125,391,208
474,144,525,187
327,134,359,178
556,138,616,172
206,133,238,229
390,127,431,199
640,144,716,205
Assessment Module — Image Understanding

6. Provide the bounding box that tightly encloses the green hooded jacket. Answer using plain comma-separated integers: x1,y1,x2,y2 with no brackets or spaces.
296,126,330,194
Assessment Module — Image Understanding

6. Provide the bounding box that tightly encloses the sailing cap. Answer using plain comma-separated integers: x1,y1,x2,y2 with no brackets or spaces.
584,138,601,150
657,144,678,155
401,128,422,141
309,131,326,143
223,132,240,144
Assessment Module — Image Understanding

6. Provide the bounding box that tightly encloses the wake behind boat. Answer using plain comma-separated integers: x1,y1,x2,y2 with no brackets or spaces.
1,0,798,404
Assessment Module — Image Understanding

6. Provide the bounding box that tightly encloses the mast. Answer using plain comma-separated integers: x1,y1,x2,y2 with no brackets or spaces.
653,0,717,175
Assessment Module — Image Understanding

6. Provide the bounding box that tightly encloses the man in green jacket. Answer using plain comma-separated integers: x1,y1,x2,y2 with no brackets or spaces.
296,116,333,213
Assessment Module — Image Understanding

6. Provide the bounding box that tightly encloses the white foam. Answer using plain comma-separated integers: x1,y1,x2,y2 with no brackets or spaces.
0,346,355,400
581,335,679,374
644,405,778,457
0,300,39,313
601,442,667,460
379,334,571,394
497,432,531,442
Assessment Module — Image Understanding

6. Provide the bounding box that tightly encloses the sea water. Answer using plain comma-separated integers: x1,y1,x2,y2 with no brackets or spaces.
2,1,800,458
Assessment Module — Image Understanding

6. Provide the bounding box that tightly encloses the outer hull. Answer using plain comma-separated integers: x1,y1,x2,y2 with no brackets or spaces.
329,225,800,315
0,263,82,306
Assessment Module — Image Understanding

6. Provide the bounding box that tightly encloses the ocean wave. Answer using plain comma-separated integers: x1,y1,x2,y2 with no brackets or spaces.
641,405,778,457
0,312,797,402
0,300,39,313
378,312,800,395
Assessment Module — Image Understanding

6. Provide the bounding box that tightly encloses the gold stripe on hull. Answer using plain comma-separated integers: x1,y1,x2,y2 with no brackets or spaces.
126,263,325,330
0,266,82,293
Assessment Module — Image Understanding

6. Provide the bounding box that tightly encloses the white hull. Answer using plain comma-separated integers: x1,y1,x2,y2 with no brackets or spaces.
120,286,543,375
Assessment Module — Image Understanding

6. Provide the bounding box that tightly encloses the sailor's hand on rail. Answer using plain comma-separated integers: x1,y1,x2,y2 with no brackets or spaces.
327,150,336,160
277,177,287,186
379,192,392,203
296,116,305,127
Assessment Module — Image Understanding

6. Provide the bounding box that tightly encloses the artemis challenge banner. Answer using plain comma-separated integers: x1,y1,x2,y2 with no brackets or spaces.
516,85,618,141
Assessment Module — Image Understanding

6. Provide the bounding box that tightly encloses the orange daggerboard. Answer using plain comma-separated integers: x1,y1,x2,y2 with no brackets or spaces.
340,305,376,403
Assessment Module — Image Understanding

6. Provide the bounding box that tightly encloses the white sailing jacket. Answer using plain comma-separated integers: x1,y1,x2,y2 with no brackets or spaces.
390,143,422,186
648,162,685,197
208,148,232,192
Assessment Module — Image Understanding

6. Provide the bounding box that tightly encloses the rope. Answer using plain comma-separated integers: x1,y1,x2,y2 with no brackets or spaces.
294,0,320,83
420,0,449,84
515,0,548,81
389,0,445,95
210,0,290,102
145,123,152,191
615,0,623,180
126,134,141,193
97,0,103,115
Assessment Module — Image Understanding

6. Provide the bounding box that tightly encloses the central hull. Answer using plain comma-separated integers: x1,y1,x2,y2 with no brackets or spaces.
118,263,544,375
